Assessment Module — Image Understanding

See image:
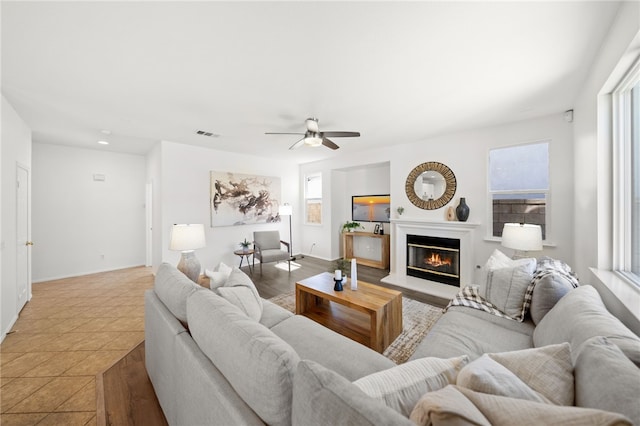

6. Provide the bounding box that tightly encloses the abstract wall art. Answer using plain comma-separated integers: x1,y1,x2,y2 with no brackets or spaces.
210,171,282,227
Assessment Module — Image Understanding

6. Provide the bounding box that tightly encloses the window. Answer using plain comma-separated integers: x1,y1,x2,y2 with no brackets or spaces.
612,60,640,286
489,142,549,239
305,173,322,224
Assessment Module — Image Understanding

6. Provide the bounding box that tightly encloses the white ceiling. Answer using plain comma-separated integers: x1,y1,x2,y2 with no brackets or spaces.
1,1,621,164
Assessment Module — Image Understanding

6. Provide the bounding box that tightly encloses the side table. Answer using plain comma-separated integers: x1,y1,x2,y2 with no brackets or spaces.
233,249,255,275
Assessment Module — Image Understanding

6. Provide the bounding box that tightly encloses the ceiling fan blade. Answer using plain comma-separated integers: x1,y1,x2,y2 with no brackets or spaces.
265,132,305,135
322,138,340,150
321,131,360,138
289,137,306,150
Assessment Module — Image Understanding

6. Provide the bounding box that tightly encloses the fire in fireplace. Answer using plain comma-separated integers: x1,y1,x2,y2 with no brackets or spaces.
406,235,460,287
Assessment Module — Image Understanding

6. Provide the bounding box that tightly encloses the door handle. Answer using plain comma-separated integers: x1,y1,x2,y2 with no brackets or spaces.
25,241,34,246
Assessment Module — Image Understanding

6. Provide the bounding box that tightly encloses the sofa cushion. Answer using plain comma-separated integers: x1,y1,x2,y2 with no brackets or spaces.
292,360,414,426
154,262,203,324
259,299,294,329
217,286,262,321
187,290,299,426
271,315,395,381
410,307,534,361
533,285,640,366
215,268,263,321
353,356,468,417
574,336,640,424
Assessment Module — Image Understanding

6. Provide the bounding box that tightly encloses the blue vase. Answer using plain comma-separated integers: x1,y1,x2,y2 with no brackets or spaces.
456,198,470,222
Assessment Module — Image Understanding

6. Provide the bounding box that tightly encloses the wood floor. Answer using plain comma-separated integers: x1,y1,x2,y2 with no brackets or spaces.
97,256,448,425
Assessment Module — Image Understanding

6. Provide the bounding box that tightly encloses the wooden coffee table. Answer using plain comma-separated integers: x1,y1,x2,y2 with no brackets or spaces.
296,272,403,353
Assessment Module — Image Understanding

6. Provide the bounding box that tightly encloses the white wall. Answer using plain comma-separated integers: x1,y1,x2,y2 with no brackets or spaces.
1,95,32,341
31,143,146,281
301,112,574,272
573,1,640,333
154,141,298,273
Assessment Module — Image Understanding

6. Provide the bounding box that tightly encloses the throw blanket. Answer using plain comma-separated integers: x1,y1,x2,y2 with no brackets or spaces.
410,385,632,426
444,257,580,321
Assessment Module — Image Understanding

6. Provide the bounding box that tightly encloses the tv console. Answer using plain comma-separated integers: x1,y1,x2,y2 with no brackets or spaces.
342,231,390,270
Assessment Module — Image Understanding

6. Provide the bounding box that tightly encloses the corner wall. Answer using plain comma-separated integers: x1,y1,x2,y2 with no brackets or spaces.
31,143,146,282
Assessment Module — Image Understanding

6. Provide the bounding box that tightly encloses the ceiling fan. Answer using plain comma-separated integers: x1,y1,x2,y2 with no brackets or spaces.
265,117,360,150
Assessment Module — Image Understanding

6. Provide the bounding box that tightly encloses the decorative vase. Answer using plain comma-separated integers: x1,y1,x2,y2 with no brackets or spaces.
242,246,249,253
446,206,455,221
456,198,470,222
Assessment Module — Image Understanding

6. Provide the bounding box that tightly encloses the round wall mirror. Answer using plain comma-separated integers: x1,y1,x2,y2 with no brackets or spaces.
405,162,457,210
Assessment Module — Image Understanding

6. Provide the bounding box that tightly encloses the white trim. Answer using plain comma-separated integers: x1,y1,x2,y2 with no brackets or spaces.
590,268,640,336
487,140,551,240
611,57,640,284
31,264,146,284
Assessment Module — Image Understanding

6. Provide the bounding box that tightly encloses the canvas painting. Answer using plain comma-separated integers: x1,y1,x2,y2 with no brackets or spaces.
210,171,282,227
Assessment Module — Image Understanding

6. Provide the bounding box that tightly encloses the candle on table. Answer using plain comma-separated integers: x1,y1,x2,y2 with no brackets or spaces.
334,269,342,280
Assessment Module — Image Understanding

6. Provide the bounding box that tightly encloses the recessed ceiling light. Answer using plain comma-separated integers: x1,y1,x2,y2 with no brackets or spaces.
98,129,111,145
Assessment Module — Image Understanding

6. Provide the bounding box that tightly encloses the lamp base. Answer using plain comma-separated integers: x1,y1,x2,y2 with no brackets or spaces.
177,250,201,283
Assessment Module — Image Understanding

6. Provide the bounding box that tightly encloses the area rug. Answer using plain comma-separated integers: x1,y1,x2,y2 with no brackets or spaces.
268,292,444,364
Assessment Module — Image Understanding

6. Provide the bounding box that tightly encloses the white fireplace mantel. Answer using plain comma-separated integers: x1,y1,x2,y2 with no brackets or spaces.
382,218,480,300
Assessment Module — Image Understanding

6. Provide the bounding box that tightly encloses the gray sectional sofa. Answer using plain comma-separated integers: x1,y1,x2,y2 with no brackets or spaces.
145,262,640,425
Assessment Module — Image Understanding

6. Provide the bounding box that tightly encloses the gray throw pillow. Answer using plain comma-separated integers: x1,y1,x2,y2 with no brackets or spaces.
483,258,536,320
529,272,575,325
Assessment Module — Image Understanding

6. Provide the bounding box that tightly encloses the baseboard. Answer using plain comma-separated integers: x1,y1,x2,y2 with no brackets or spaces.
1,313,19,344
32,264,147,283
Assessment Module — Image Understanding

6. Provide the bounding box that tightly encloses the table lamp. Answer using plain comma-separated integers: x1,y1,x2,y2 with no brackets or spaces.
501,223,543,259
170,224,206,282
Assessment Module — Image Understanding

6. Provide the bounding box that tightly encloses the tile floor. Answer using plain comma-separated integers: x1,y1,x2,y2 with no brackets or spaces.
1,266,153,426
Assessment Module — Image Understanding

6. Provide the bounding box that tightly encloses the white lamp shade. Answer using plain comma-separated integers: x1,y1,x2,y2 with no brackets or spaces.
170,224,206,251
501,223,543,251
279,204,293,216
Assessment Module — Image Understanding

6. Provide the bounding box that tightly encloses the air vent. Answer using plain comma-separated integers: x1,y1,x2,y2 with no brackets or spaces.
196,130,220,138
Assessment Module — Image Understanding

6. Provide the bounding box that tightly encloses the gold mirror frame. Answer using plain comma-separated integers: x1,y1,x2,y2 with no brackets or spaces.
405,162,457,210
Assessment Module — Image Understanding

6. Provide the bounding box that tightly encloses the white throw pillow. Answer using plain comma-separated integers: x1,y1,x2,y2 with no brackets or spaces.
205,261,233,289
353,355,469,417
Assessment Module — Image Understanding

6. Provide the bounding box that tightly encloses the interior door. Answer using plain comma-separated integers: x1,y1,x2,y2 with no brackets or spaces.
16,164,30,312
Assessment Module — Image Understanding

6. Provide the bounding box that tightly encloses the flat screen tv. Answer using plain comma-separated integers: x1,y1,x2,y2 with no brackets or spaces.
352,195,391,223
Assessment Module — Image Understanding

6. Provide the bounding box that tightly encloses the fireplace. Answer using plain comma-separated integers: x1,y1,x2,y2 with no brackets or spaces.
406,235,460,287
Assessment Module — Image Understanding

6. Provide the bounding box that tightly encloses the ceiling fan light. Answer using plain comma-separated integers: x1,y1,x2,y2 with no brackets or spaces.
304,133,323,147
